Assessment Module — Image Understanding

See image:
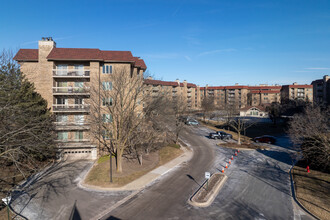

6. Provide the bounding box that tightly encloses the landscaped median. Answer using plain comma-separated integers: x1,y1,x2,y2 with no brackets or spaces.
292,161,330,220
82,144,188,189
189,173,227,207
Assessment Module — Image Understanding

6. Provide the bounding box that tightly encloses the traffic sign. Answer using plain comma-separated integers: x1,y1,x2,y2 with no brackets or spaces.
205,172,210,179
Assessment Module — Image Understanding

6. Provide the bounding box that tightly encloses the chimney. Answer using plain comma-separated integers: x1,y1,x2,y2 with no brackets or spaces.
38,37,56,62
293,82,298,85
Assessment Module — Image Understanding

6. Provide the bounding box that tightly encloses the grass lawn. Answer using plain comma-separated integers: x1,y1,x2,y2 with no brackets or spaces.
292,162,330,220
85,144,183,188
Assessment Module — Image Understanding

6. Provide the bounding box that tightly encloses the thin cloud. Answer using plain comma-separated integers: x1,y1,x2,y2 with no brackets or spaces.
141,53,179,59
198,48,237,57
305,67,330,70
184,55,192,61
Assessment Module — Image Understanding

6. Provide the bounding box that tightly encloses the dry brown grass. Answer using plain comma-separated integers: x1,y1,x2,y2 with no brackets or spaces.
85,145,183,188
293,165,330,220
0,207,16,220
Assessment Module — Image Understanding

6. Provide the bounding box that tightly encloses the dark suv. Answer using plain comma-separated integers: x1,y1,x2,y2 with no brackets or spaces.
209,131,232,140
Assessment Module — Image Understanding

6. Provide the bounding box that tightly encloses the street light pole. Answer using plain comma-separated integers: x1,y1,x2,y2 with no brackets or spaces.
110,154,113,183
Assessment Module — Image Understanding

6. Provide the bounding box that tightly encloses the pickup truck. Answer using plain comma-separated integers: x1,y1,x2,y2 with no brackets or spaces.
209,131,233,140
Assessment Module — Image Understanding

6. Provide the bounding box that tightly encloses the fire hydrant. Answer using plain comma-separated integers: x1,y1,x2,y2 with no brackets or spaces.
306,166,310,173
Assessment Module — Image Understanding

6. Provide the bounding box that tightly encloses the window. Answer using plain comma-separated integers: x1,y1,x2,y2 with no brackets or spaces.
102,82,112,90
74,64,84,76
56,115,68,123
74,115,84,124
264,93,268,96
102,114,112,123
75,98,84,105
57,64,68,76
57,132,68,141
102,97,113,106
74,82,84,92
102,65,113,74
102,130,111,140
57,98,68,105
75,131,83,140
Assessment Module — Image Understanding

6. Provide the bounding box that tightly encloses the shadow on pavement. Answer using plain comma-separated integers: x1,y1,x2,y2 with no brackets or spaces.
186,174,201,187
10,160,91,219
257,149,293,165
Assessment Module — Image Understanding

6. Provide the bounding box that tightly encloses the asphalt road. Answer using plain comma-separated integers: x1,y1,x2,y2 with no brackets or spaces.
103,126,311,220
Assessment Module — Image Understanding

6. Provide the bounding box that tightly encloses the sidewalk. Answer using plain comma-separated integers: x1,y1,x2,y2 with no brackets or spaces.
79,146,193,191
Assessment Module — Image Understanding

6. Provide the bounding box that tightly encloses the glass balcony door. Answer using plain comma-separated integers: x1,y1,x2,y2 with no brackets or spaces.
57,64,68,76
75,65,84,76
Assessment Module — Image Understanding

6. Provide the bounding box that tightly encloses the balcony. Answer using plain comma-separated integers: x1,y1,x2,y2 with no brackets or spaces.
54,122,90,130
53,87,90,95
53,104,90,113
53,69,90,78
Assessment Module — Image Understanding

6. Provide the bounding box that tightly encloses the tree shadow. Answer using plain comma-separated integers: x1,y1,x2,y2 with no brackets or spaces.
10,160,92,219
257,149,292,165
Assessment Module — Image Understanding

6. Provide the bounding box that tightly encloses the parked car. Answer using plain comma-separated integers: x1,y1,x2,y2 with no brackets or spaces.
209,131,232,140
253,135,276,144
186,119,199,125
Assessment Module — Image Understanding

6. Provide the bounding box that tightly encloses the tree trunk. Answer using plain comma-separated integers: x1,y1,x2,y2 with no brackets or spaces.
237,132,241,145
116,150,123,173
138,154,143,166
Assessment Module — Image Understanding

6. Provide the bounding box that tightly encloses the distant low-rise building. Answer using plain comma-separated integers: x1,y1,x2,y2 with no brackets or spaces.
239,105,269,118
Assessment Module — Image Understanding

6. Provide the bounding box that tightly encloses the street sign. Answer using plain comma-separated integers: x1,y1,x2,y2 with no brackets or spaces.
205,172,210,179
2,196,11,205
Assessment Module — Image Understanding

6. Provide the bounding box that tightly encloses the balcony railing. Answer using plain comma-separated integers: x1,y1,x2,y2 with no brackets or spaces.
53,104,90,112
53,87,90,94
55,139,90,143
53,70,90,77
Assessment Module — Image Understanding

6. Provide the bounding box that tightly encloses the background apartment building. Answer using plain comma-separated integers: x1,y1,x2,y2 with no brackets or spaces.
281,83,313,103
14,37,146,160
144,78,200,109
311,75,330,106
248,85,281,106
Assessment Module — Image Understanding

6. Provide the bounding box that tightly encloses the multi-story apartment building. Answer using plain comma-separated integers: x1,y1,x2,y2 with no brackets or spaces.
311,75,330,106
248,85,281,106
14,37,146,160
144,78,200,109
200,85,250,109
280,83,313,103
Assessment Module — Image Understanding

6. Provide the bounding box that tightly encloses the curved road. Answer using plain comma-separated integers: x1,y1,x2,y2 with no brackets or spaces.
102,125,311,220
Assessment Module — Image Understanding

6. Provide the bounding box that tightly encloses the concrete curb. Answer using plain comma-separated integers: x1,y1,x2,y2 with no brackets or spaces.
188,174,228,207
290,166,319,220
78,145,193,192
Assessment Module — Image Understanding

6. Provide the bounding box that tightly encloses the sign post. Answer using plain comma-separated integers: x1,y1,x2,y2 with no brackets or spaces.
2,196,11,220
205,172,210,190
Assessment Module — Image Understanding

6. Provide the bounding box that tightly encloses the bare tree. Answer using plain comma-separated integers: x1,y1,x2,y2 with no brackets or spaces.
201,96,215,121
89,66,168,173
288,106,330,171
0,50,56,195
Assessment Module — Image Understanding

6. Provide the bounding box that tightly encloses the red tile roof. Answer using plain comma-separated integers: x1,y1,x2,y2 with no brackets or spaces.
250,90,281,94
14,47,147,70
144,79,180,87
240,105,269,112
133,57,147,70
179,82,197,88
248,86,282,90
282,84,313,88
13,49,38,61
47,48,102,60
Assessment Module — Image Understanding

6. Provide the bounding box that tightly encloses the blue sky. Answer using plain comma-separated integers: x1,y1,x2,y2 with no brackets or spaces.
1,0,329,86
